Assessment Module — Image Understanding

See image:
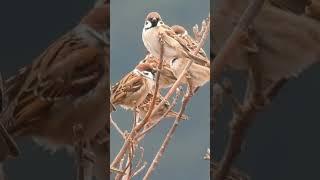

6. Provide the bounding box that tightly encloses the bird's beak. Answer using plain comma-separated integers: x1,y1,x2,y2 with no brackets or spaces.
151,18,158,27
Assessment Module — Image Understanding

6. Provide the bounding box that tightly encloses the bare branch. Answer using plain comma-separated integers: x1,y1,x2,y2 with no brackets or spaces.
143,15,210,180
212,0,266,82
110,114,125,139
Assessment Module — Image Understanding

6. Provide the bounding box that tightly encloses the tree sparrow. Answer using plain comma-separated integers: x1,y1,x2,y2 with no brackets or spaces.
170,25,210,88
171,24,209,66
0,0,108,165
142,12,210,90
111,63,157,110
142,12,209,66
139,54,177,89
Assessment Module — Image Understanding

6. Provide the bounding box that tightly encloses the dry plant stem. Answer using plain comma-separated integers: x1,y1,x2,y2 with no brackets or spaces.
110,115,125,139
133,147,145,174
132,162,147,177
136,88,182,140
213,161,250,180
149,15,210,118
143,88,193,180
215,52,261,180
212,1,265,179
144,16,210,180
117,121,137,180
212,0,265,82
123,145,134,180
110,36,164,170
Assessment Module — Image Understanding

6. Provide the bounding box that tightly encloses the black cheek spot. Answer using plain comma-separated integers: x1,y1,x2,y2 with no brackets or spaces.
172,58,178,64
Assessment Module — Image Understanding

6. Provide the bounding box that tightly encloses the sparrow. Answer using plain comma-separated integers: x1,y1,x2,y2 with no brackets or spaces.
137,93,188,123
139,54,177,89
142,12,210,90
111,63,157,110
171,24,209,65
170,24,210,88
142,12,209,66
0,0,109,163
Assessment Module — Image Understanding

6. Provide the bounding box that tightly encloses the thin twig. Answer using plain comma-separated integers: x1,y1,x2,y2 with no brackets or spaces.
143,91,193,180
212,0,265,82
110,114,125,139
148,15,210,120
143,15,210,180
212,1,266,179
133,147,145,174
132,162,147,177
136,88,182,140
110,33,164,170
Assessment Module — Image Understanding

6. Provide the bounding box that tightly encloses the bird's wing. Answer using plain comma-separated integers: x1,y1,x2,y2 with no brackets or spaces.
9,31,106,128
160,26,210,66
111,73,144,105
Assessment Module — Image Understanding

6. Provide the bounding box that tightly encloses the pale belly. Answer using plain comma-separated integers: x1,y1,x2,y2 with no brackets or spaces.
143,28,179,60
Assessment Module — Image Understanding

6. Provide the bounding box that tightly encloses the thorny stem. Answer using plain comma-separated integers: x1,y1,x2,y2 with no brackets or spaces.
143,15,210,180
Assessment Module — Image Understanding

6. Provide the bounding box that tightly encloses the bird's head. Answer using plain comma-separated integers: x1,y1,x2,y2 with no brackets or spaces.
134,63,157,81
144,12,164,30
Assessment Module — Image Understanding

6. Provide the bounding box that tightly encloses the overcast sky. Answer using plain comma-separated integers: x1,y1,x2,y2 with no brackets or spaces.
110,0,210,179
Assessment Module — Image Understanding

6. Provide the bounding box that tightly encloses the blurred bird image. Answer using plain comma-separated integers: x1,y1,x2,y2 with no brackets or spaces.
0,2,109,180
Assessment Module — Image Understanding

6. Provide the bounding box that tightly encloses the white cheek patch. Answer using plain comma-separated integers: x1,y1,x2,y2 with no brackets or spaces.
144,21,152,29
157,21,164,26
143,71,154,80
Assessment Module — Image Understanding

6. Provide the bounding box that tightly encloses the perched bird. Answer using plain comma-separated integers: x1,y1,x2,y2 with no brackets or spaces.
213,0,320,91
139,54,177,89
142,12,210,90
137,93,188,123
0,0,109,165
111,63,157,110
142,12,209,66
170,56,210,89
171,24,209,64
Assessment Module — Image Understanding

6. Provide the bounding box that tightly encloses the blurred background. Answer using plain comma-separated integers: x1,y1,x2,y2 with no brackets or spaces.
214,65,320,180
0,1,94,180
110,0,210,179
212,1,320,177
